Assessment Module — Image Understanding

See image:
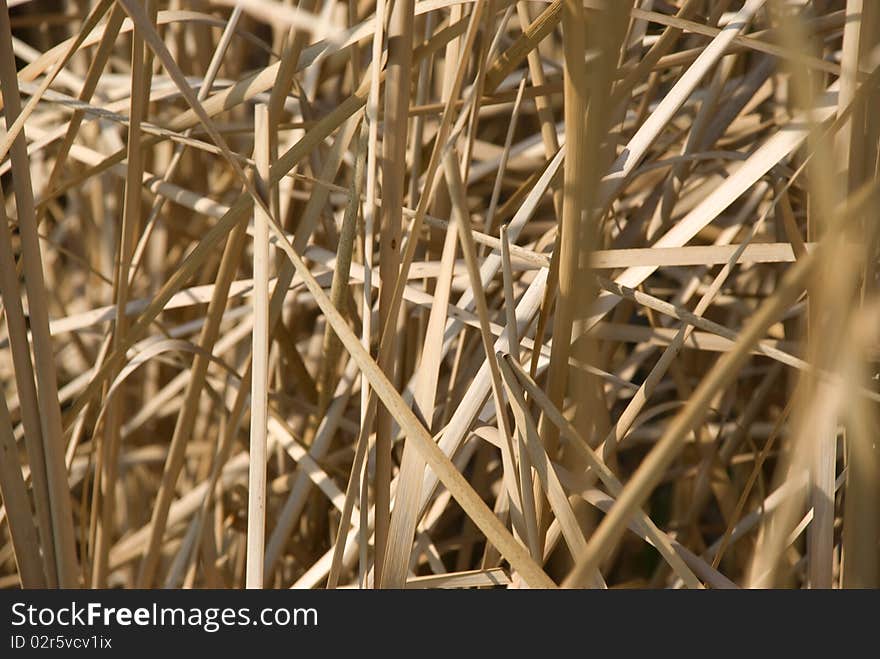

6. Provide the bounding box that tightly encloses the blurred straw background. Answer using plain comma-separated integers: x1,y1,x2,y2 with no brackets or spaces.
0,0,879,589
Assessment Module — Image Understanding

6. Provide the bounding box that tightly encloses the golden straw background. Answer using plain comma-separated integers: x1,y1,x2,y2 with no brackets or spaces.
1,0,878,589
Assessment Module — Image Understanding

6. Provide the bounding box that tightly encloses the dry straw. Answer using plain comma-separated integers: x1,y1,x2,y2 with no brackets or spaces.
1,0,878,590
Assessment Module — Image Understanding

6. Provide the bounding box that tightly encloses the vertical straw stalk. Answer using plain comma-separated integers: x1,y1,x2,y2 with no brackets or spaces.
374,0,415,584
0,0,79,587
246,103,272,589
